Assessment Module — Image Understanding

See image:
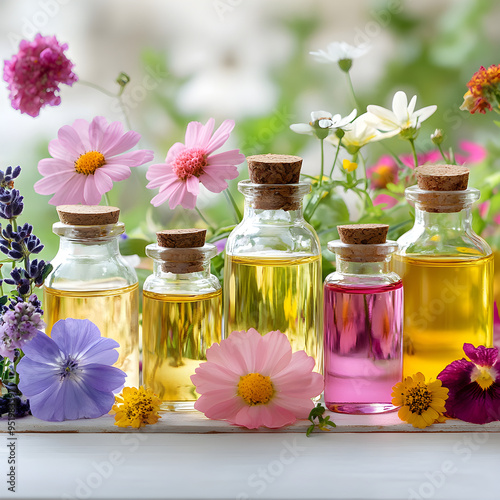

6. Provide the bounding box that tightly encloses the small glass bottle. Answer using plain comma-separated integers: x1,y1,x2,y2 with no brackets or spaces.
394,165,494,379
44,205,139,386
142,229,222,411
324,224,403,414
224,154,322,370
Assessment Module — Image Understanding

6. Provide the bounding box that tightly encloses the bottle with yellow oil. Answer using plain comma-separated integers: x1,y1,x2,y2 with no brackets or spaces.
142,228,221,411
394,165,493,379
44,205,139,386
224,154,322,372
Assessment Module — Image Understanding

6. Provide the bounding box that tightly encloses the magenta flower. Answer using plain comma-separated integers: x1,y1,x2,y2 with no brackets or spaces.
34,116,154,205
146,118,245,210
17,319,126,422
3,34,78,117
437,343,500,424
191,328,324,429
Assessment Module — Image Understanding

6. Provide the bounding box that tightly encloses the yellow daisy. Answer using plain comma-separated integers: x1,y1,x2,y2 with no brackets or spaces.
391,372,448,429
342,159,358,172
112,386,162,429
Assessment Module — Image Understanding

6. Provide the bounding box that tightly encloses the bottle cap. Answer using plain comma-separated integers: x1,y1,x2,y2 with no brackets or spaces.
337,224,389,245
57,205,120,225
156,229,206,248
416,165,469,191
247,154,302,184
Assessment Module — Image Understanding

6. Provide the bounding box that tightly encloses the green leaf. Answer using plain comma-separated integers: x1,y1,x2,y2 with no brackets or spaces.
119,238,149,257
306,424,315,437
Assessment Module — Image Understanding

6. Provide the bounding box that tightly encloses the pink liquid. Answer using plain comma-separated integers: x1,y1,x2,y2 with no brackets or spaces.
324,281,403,414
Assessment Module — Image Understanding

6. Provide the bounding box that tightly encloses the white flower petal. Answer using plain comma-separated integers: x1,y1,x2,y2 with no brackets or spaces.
412,105,438,127
311,110,332,121
318,119,333,129
392,91,410,125
407,95,417,116
290,123,314,135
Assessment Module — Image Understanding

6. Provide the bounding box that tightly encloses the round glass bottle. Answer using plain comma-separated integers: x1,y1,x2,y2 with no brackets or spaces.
393,165,494,379
224,154,322,371
44,205,139,386
324,224,403,414
142,229,222,411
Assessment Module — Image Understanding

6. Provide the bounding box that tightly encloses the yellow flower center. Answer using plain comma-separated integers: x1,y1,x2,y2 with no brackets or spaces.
405,383,432,415
471,366,496,390
74,151,106,175
237,373,274,405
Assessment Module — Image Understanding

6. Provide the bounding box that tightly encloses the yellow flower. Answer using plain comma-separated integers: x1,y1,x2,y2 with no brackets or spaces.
391,372,448,429
342,159,358,172
112,386,162,428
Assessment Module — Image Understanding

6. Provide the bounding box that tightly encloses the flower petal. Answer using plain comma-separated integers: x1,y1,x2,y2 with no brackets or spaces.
463,343,499,367
205,119,234,154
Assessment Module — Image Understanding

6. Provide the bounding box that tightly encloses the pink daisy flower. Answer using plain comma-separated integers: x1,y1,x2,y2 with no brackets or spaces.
146,118,245,210
438,344,500,424
191,328,324,429
34,116,154,205
3,34,78,117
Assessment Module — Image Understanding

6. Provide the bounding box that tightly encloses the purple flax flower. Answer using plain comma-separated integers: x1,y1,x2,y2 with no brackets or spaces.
3,34,78,117
437,343,500,424
0,295,45,360
17,319,126,421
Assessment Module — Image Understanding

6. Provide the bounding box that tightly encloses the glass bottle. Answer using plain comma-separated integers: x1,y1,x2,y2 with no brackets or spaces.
393,165,494,379
44,205,139,386
324,224,403,414
224,154,322,371
142,229,222,411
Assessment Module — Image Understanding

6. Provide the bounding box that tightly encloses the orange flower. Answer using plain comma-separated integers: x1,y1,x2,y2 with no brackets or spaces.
461,64,500,114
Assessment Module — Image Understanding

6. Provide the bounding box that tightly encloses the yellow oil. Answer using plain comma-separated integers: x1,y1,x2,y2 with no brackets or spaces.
142,289,222,410
393,254,493,379
44,283,139,387
224,254,322,372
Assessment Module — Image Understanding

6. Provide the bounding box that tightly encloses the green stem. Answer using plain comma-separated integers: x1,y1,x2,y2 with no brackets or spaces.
78,80,117,98
319,139,325,187
438,144,452,164
103,192,111,206
118,97,133,131
345,71,360,110
329,138,343,177
195,207,214,231
408,138,419,169
358,152,368,191
224,189,242,223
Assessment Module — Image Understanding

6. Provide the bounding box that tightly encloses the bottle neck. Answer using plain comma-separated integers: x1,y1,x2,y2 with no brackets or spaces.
243,202,305,223
152,260,211,279
335,256,390,275
57,236,121,257
414,206,472,231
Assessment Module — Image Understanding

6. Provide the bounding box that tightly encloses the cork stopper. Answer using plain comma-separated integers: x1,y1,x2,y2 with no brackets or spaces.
247,154,302,184
337,224,389,245
416,165,469,191
157,229,206,248
156,229,206,274
57,205,120,225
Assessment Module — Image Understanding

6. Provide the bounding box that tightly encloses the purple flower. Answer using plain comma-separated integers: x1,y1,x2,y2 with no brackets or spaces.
17,319,126,421
437,343,500,424
0,295,45,361
3,34,78,117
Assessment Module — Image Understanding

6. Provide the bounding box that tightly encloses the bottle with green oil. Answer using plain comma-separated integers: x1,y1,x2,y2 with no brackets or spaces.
44,205,139,386
142,229,221,411
393,165,493,379
224,154,322,372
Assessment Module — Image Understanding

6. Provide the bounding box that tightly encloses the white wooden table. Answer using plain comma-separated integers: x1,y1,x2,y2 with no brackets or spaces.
1,412,499,499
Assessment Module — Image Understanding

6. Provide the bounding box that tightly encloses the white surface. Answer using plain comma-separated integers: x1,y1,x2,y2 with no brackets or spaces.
1,432,498,499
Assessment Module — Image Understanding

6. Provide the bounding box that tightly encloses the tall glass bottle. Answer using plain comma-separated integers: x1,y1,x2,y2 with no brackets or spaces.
324,224,403,414
224,154,322,371
44,205,139,386
393,165,493,379
142,229,222,411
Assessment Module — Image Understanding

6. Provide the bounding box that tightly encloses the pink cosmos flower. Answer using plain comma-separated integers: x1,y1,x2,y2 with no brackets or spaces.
3,34,78,117
191,328,324,429
34,116,154,205
373,193,398,210
146,118,245,210
367,155,399,190
437,343,500,424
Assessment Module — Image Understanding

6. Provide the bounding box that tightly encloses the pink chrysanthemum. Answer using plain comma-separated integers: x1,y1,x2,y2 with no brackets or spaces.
34,116,154,205
146,118,244,210
3,34,78,117
437,343,500,424
191,328,324,429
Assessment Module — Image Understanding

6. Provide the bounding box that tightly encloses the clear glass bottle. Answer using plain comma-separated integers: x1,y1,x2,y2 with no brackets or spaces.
142,229,222,411
393,165,494,379
324,224,403,414
44,205,139,386
224,154,322,371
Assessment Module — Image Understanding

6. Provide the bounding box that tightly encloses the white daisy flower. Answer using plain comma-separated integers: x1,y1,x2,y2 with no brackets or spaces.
310,42,370,71
290,109,357,137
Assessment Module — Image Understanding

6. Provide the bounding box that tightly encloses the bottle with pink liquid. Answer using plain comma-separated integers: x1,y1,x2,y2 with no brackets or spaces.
324,224,403,414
